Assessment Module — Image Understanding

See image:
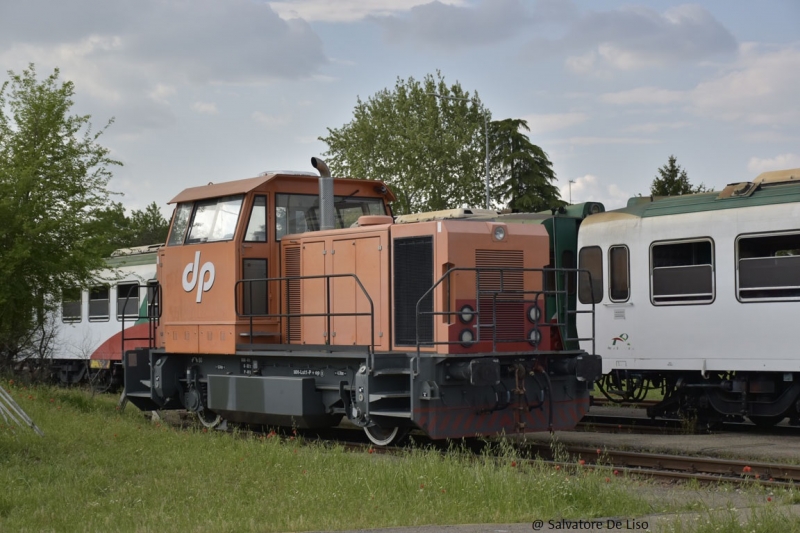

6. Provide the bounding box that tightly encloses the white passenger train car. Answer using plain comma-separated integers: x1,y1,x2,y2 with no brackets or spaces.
576,169,800,425
52,245,160,386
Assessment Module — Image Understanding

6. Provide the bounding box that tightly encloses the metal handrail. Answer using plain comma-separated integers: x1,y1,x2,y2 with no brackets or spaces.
120,283,161,358
234,273,376,366
415,266,596,356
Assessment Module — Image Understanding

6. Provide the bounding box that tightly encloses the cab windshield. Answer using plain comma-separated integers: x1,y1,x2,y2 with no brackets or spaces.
275,193,386,240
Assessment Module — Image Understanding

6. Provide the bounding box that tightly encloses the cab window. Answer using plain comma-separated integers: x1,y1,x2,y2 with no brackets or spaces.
168,203,193,246
186,195,244,244
275,193,386,240
244,196,267,242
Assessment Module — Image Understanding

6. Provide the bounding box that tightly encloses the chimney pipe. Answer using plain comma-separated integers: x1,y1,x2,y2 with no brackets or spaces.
311,157,334,230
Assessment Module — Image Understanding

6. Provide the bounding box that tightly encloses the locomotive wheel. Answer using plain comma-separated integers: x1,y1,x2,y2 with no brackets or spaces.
748,414,785,428
364,425,407,446
197,408,223,429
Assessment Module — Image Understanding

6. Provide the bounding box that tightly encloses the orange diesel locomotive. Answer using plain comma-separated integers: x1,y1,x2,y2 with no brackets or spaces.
123,158,600,444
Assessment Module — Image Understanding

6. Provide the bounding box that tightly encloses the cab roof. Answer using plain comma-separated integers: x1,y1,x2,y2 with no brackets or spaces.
168,172,396,204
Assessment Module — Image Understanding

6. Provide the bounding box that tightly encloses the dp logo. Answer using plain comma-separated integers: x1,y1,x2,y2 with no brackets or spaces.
183,251,216,303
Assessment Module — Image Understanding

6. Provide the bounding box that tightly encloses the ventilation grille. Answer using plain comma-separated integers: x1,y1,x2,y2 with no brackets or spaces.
394,236,433,345
284,246,301,342
475,250,524,292
476,249,524,341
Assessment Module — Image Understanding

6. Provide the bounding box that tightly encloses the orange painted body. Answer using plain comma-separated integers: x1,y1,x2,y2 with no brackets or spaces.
281,219,550,353
158,172,394,354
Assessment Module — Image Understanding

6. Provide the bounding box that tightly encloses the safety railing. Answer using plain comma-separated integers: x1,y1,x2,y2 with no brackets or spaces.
120,283,161,354
415,267,595,356
234,273,376,362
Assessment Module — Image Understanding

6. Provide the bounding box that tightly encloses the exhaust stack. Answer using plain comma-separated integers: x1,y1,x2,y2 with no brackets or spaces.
311,157,334,231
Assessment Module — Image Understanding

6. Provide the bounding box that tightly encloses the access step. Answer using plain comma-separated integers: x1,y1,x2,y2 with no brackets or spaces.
369,391,410,401
369,410,412,418
373,367,411,376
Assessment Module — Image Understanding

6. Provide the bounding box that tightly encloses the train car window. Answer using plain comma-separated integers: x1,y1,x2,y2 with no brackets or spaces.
737,232,800,301
61,287,82,323
168,203,193,246
88,286,110,321
650,239,714,305
185,195,244,244
275,193,386,240
609,246,630,302
244,196,268,242
117,283,140,319
578,246,603,304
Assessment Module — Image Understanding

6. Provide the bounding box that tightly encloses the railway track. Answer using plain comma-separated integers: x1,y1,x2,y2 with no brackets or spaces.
162,411,800,489
580,409,800,437
523,443,800,488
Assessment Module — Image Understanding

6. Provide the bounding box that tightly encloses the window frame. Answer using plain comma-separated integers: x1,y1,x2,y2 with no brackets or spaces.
167,202,194,246
649,237,715,306
243,195,268,243
61,287,83,323
275,192,387,241
185,195,244,245
116,283,140,320
735,230,800,303
88,285,110,322
608,245,630,303
578,246,603,305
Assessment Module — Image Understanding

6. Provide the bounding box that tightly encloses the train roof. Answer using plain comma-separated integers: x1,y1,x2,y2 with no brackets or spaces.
584,168,800,224
106,244,161,267
168,171,396,204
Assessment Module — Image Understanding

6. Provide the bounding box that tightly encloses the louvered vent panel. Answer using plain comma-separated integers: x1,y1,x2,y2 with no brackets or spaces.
394,236,433,345
475,249,524,341
284,246,301,342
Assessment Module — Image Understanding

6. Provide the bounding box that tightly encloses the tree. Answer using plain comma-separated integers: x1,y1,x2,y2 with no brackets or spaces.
491,118,564,212
0,65,121,369
128,202,169,247
651,155,707,196
320,72,490,214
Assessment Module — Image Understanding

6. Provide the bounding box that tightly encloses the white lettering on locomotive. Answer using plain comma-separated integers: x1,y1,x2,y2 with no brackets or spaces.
182,251,216,303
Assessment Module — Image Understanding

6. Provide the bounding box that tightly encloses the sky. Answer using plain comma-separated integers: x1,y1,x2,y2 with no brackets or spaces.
1,0,798,214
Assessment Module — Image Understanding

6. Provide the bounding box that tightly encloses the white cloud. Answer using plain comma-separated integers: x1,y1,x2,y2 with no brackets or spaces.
0,0,328,134
691,43,800,125
149,84,176,104
192,102,219,115
526,3,737,73
375,0,532,49
600,87,686,106
252,112,290,128
269,0,466,22
623,121,690,133
747,154,800,175
522,112,588,135
551,137,659,146
560,174,631,210
565,52,597,75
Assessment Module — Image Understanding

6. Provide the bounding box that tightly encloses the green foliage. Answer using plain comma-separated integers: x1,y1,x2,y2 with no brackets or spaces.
491,118,564,212
88,201,169,257
651,155,708,196
0,64,121,367
128,201,169,247
320,72,491,214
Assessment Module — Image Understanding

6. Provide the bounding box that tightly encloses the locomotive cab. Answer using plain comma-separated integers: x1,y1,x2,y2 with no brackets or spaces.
156,170,393,354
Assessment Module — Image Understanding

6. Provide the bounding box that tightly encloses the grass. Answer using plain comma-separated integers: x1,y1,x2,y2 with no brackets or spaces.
1,381,797,532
